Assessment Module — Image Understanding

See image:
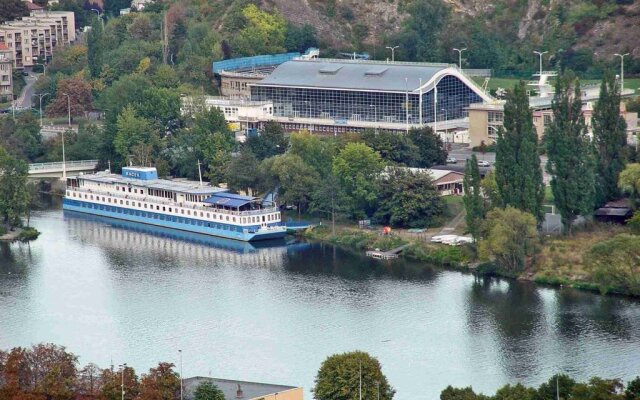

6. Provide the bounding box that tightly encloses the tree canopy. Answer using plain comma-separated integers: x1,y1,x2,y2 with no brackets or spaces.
313,351,395,400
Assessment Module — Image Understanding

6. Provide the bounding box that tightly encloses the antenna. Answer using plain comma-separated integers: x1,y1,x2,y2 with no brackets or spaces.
197,160,203,187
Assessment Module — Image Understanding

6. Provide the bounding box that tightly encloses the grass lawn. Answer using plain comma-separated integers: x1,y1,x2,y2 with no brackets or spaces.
473,76,640,93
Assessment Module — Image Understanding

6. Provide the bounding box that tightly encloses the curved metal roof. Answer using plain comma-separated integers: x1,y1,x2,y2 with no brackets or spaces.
255,59,451,93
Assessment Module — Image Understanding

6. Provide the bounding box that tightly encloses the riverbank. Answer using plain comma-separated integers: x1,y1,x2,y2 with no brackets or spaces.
0,226,41,242
300,222,639,297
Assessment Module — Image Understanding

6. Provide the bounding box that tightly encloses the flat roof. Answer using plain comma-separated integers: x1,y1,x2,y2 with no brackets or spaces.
255,59,452,93
76,171,227,195
183,377,298,400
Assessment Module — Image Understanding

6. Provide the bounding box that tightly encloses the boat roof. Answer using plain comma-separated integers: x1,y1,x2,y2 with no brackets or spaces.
203,192,258,208
76,171,227,195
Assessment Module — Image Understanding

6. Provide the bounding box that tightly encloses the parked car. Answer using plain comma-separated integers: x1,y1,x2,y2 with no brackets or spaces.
446,157,457,164
477,160,490,167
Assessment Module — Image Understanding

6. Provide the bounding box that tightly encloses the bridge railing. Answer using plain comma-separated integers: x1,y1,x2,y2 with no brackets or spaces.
29,160,99,172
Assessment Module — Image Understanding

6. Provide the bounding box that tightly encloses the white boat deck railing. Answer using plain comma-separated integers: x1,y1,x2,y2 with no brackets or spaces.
68,187,278,217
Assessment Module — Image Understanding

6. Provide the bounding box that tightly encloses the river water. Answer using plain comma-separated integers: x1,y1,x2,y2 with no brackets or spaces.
1,207,640,399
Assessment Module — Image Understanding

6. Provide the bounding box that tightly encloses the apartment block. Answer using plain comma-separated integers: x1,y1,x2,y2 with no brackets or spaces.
0,43,13,101
0,10,75,69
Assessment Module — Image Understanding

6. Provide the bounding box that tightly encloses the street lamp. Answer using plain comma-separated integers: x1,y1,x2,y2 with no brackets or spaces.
32,92,49,127
614,53,630,92
90,8,104,27
404,77,409,135
453,47,467,69
179,350,183,400
385,45,399,62
533,50,548,77
34,62,46,76
369,104,377,134
118,363,127,400
62,93,71,180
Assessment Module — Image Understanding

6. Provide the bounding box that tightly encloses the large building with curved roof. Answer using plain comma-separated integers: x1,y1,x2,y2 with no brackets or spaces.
250,58,492,134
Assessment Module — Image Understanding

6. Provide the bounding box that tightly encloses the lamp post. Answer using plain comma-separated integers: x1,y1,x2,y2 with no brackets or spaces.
34,62,46,76
453,47,467,69
179,350,183,400
369,104,377,134
119,363,127,400
614,53,629,92
441,108,449,143
90,8,104,27
33,92,49,127
533,50,548,77
385,46,399,62
62,93,71,180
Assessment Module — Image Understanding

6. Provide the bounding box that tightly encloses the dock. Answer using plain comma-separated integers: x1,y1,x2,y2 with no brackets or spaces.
366,244,410,260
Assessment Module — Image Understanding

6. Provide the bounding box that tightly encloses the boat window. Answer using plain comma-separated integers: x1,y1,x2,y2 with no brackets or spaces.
207,213,210,219
169,208,172,213
226,216,229,221
163,206,166,212
200,212,203,217
156,205,160,210
144,204,147,209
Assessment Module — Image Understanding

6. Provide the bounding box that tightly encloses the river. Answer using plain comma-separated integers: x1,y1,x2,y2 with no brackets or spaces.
1,207,640,399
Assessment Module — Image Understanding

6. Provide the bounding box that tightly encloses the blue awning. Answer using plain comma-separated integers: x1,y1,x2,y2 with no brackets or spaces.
203,192,257,208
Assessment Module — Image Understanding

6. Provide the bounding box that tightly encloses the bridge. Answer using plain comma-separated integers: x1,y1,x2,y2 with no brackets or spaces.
28,160,99,179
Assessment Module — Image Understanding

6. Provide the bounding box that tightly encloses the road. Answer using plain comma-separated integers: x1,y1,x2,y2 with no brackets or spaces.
15,71,39,110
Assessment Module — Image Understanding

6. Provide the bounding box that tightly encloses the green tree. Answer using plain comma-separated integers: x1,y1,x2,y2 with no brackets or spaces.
311,172,348,236
0,0,28,23
333,143,385,219
593,72,628,206
313,351,394,400
407,127,447,167
114,105,160,166
225,147,259,194
494,81,545,224
46,76,93,119
0,146,29,228
289,131,336,177
463,154,485,242
87,15,104,78
440,386,487,400
618,163,640,209
245,121,288,160
138,362,180,400
266,154,319,214
493,384,536,400
362,130,420,166
480,169,501,210
479,206,538,274
399,0,451,62
284,23,318,52
570,378,624,400
584,234,640,296
533,374,576,400
194,381,225,400
233,4,287,56
626,376,640,400
628,212,640,235
375,167,444,228
545,74,596,233
100,366,140,400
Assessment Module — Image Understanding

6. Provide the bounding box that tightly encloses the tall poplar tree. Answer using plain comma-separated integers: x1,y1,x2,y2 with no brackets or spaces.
463,154,484,242
87,16,104,78
494,81,545,224
592,71,628,206
545,73,596,233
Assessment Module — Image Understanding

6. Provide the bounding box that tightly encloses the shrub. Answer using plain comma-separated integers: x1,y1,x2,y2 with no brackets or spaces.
628,211,640,235
584,234,640,295
18,227,40,241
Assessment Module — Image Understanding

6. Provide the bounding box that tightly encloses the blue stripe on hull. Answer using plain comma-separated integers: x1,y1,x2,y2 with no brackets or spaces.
62,198,286,242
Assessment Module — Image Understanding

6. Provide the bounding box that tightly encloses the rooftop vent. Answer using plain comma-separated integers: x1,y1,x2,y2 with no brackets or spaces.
319,66,342,75
364,67,388,76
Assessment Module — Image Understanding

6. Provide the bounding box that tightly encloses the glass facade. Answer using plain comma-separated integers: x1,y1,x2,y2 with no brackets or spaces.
251,74,483,125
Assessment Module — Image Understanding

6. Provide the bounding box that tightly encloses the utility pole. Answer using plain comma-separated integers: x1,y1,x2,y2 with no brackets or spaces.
453,47,467,69
385,46,399,62
179,350,183,400
119,363,127,400
33,92,49,127
533,50,548,77
63,93,71,126
614,53,629,92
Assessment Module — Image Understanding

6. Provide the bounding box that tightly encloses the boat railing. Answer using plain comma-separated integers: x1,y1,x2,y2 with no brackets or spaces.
68,187,278,216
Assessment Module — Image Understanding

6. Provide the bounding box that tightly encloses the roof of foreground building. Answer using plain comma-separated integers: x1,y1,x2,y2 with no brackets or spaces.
255,58,492,100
